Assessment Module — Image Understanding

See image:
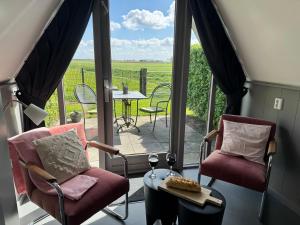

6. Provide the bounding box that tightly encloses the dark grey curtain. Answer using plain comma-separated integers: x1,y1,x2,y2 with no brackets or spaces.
189,0,248,114
15,0,94,131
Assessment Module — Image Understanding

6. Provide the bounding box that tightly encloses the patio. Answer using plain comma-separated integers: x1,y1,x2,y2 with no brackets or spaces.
85,115,206,165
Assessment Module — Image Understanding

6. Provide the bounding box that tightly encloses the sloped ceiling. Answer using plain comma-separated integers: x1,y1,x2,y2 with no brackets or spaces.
213,0,300,87
0,0,63,83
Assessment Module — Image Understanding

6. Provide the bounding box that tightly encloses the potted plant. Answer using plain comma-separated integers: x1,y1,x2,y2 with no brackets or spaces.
70,111,82,123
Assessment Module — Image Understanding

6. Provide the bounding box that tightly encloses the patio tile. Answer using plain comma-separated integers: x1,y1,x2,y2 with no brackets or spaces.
184,152,200,165
114,144,135,155
184,142,201,153
132,142,166,154
90,161,100,167
113,134,131,145
184,132,202,142
184,125,196,133
87,147,99,163
160,143,170,152
128,133,157,144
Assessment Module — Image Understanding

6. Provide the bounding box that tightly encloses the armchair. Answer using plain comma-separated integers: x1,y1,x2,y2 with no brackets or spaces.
8,123,129,225
198,114,276,220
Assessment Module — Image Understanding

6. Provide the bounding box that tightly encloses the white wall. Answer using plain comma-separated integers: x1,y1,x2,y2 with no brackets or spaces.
0,0,63,83
213,0,300,87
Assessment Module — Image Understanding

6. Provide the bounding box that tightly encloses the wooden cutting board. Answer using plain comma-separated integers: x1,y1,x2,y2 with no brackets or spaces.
158,180,223,207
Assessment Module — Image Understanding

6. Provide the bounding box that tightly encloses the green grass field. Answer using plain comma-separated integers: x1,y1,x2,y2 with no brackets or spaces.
45,60,177,126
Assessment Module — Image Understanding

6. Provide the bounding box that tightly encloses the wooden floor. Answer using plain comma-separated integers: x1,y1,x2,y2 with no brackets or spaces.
19,169,299,225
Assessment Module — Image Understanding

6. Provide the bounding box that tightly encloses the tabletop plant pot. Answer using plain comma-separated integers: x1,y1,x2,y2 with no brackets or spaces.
70,111,82,123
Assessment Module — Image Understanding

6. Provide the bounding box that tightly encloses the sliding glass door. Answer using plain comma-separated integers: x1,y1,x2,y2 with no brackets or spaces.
94,0,175,174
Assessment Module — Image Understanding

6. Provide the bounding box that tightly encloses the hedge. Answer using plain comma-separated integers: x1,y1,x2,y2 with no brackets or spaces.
187,44,226,127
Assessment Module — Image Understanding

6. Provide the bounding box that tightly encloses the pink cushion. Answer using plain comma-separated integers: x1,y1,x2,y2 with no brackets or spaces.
201,151,266,192
221,120,271,165
30,167,129,225
49,123,87,149
47,175,98,200
215,115,276,157
7,127,51,194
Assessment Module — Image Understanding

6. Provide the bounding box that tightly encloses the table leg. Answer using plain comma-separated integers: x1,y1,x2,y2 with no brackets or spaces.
146,213,157,225
135,100,139,126
116,98,141,133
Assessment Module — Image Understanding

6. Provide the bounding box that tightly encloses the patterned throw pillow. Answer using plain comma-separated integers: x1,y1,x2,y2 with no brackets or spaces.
221,120,271,165
33,130,90,183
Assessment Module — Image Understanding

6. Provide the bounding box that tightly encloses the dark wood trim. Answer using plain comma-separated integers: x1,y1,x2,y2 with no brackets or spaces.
171,0,192,171
57,80,66,125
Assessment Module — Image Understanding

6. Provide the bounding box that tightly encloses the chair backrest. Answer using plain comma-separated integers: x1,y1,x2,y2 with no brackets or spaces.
74,84,97,104
215,114,276,157
8,123,88,196
149,83,172,107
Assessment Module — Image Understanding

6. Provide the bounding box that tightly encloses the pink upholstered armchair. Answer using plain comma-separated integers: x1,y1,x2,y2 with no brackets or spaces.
198,114,276,220
8,123,129,225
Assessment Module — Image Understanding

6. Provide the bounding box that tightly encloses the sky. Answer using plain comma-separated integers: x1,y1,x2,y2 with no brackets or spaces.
73,0,199,61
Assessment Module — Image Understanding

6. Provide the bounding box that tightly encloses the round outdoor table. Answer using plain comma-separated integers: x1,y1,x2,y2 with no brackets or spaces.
178,187,226,225
144,169,181,225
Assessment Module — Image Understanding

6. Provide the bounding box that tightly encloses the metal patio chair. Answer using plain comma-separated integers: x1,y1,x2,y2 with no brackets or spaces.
74,84,97,129
136,83,171,132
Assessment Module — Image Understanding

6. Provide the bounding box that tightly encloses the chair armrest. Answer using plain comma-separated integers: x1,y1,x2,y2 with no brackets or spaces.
204,129,219,142
267,140,277,156
155,100,170,108
87,141,128,178
26,163,57,183
23,162,66,223
87,141,120,155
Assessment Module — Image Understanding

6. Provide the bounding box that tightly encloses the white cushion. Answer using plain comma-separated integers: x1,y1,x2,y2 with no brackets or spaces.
221,120,271,165
33,130,90,183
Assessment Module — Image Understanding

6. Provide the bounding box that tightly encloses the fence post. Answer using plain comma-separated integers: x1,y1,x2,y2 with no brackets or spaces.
81,68,85,84
140,68,147,96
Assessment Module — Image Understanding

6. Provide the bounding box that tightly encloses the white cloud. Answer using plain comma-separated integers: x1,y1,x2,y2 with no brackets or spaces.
111,37,173,48
74,37,174,61
111,38,131,47
73,40,94,59
111,37,174,61
110,21,121,31
122,1,175,30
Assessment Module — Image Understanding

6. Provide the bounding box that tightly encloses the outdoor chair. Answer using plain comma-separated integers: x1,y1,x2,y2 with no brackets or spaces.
8,123,129,225
74,84,97,129
198,114,276,220
136,83,171,131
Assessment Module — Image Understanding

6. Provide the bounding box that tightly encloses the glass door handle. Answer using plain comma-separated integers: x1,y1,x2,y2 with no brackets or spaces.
104,79,111,103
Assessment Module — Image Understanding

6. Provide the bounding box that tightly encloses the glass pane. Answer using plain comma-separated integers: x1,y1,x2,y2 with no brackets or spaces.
183,30,226,165
44,18,98,166
110,0,174,157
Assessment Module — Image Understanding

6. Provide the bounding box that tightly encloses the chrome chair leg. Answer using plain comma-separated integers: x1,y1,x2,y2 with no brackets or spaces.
208,177,216,187
103,192,129,220
197,173,201,184
28,213,49,225
259,191,267,221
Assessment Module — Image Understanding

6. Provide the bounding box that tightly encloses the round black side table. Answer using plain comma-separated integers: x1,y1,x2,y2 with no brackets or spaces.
144,169,181,225
178,187,226,225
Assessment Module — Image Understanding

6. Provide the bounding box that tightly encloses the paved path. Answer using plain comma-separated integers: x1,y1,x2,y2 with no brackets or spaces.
85,116,205,165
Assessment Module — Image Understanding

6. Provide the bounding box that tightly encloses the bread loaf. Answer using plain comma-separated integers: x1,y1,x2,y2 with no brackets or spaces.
165,176,201,192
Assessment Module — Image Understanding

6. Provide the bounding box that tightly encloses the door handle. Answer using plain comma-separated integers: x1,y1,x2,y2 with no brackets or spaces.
104,79,111,103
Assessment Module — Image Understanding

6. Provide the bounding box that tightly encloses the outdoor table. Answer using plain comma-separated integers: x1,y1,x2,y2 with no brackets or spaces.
113,91,147,133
